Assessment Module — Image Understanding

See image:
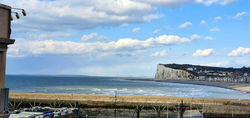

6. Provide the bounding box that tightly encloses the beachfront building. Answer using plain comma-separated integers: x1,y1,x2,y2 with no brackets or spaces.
0,4,15,118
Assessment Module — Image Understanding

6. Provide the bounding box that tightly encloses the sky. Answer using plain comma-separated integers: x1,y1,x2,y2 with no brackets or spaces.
1,0,250,77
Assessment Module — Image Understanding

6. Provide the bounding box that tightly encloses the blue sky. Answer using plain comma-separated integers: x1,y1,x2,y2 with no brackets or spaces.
1,0,250,77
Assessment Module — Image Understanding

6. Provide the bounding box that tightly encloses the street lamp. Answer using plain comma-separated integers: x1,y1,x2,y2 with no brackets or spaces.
11,8,26,20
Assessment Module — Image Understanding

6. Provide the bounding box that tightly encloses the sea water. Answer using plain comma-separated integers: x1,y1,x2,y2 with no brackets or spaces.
5,75,250,99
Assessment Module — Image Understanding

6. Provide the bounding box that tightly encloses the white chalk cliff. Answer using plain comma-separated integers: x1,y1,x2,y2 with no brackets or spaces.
155,64,193,80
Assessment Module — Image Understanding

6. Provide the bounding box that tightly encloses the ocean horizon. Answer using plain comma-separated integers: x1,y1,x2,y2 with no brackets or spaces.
5,75,250,99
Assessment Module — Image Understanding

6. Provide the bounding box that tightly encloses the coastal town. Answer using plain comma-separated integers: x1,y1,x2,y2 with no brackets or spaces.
156,64,250,83
1,1,250,118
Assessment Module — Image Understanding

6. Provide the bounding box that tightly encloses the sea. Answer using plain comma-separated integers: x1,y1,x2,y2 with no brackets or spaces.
5,75,250,99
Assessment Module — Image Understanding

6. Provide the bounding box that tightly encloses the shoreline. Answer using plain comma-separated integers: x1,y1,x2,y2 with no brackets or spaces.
128,79,250,93
9,93,250,105
9,93,250,116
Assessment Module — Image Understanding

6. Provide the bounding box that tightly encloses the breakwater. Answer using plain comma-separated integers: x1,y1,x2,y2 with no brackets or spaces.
8,93,250,117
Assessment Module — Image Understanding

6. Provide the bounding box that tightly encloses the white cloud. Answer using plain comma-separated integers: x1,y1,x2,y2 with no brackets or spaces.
191,34,201,40
179,22,192,29
8,34,193,57
1,0,238,33
228,47,250,56
2,0,159,33
215,16,222,20
202,62,229,67
234,12,248,19
209,27,220,32
204,36,215,40
199,0,238,6
147,35,192,45
137,0,191,7
137,0,238,7
131,27,140,33
27,32,73,40
220,0,238,5
81,33,108,42
200,20,206,24
151,50,167,57
192,48,215,57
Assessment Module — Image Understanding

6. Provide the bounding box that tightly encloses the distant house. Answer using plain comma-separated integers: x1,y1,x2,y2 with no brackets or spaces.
219,72,226,77
198,76,206,80
244,73,248,77
186,67,195,71
212,73,218,76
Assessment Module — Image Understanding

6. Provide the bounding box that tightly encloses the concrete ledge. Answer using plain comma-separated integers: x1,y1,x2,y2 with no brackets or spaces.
0,4,11,10
0,38,15,45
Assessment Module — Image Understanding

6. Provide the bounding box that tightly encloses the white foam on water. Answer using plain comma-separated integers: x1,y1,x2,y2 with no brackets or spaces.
10,78,250,99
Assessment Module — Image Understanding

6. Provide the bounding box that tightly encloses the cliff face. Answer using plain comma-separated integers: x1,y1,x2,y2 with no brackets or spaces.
155,64,194,80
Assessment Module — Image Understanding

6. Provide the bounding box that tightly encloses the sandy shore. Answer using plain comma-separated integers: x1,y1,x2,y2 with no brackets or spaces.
128,79,250,93
9,93,250,116
9,93,250,106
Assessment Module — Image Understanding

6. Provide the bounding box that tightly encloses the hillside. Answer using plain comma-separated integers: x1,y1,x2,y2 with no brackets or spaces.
160,63,250,75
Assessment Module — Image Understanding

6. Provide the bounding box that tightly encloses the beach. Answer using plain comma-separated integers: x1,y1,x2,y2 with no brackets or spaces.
9,93,250,105
9,93,250,117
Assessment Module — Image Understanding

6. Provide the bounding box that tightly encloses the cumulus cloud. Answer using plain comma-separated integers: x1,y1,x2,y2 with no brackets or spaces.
228,47,250,56
200,20,206,24
209,27,220,32
8,34,193,57
1,0,160,33
81,33,108,42
0,0,238,34
215,16,222,20
192,48,215,57
131,27,140,33
204,36,215,40
179,22,192,29
234,12,248,19
151,50,167,57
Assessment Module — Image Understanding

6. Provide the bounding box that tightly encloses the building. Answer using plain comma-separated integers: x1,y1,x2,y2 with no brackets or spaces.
0,4,15,118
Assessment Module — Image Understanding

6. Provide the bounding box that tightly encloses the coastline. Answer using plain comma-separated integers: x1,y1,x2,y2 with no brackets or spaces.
9,93,250,105
128,79,250,93
9,93,250,117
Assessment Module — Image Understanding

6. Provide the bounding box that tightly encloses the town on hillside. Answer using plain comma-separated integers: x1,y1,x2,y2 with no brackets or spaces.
162,64,250,83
